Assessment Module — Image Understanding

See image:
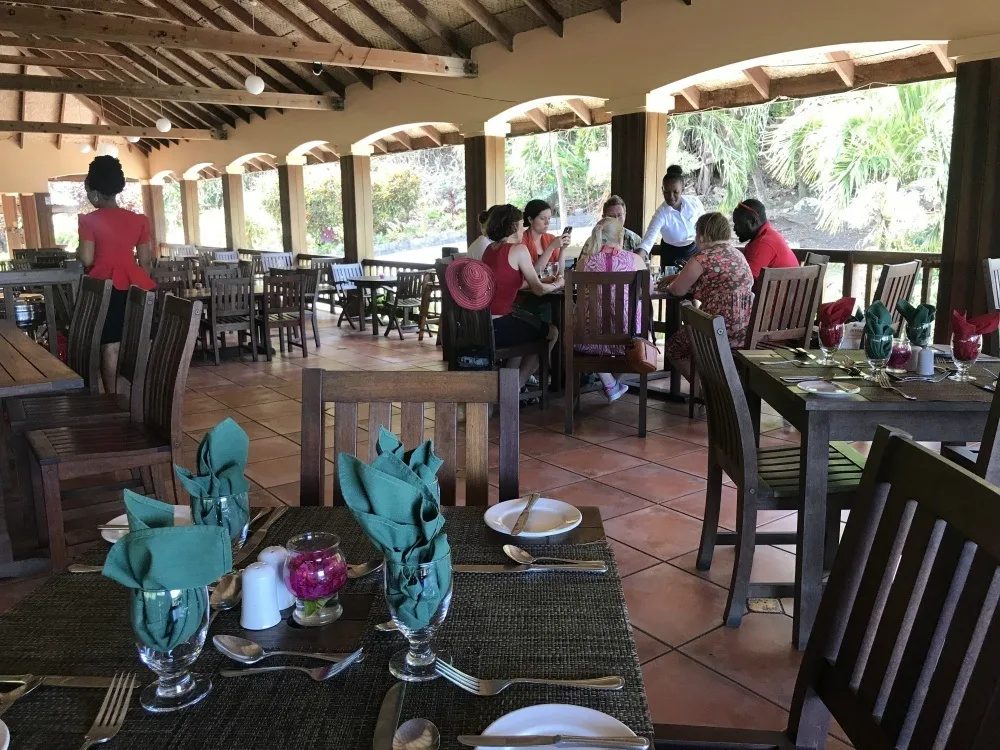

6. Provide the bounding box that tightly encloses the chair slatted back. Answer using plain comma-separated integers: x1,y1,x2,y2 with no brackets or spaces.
784,426,1000,750
971,387,1000,487
567,270,649,348
803,251,830,266
150,264,197,290
332,262,363,291
395,270,425,301
203,265,240,288
983,258,1000,356
66,277,112,393
142,296,202,450
874,260,920,331
263,273,305,317
273,266,320,297
213,250,239,263
745,263,826,349
116,286,155,419
260,252,293,271
211,277,254,319
300,369,520,508
682,304,757,488
440,261,494,367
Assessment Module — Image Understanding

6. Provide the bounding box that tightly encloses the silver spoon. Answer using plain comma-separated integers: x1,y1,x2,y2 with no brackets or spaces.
393,718,441,750
219,647,364,681
503,544,599,566
209,574,241,626
347,558,384,579
213,634,352,665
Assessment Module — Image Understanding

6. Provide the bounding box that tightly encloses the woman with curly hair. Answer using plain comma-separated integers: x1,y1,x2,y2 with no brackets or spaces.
77,155,156,392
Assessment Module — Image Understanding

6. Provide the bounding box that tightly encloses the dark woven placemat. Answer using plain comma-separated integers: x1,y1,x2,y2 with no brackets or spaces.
0,507,652,749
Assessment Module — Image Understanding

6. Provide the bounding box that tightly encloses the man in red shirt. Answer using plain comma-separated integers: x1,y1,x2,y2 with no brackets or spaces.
733,199,799,279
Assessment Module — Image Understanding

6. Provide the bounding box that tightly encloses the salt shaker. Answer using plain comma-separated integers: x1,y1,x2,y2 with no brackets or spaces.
240,562,282,630
908,345,922,372
258,545,297,610
918,346,936,376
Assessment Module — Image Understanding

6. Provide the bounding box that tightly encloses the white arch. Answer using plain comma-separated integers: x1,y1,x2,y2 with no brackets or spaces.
486,95,605,130
287,140,330,159
181,162,214,180
225,152,276,171
149,169,176,185
354,121,457,148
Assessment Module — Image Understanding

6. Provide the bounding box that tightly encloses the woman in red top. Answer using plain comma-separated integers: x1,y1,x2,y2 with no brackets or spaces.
521,199,570,275
77,155,156,392
482,204,563,388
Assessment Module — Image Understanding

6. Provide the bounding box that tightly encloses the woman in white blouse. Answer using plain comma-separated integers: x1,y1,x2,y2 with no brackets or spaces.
638,165,705,265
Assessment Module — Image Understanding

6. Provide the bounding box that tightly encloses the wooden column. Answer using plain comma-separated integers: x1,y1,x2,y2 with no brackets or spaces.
141,183,166,254
277,162,307,256
937,58,1000,344
341,153,374,262
179,178,201,246
610,111,668,235
222,170,247,250
1,195,22,250
19,193,40,248
464,134,506,244
33,193,55,247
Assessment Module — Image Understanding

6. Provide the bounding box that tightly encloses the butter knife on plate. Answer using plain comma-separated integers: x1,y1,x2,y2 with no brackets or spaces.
457,735,649,748
509,493,540,536
372,682,406,750
454,562,607,574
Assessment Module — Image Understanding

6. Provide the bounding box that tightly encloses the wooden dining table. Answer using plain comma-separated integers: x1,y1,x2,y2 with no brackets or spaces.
735,348,995,649
0,320,83,576
345,275,398,335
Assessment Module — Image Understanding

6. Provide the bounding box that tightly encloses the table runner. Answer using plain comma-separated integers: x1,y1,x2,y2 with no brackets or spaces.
0,507,652,749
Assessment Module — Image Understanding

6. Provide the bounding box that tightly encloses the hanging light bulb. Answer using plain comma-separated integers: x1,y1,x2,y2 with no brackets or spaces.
79,143,92,154
97,143,111,156
244,74,265,95
106,144,120,158
156,117,172,133
126,135,141,143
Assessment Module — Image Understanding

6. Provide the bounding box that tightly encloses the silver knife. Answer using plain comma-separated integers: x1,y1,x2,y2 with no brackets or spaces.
372,682,406,750
457,735,649,748
233,506,289,566
510,493,539,536
0,675,139,689
454,562,607,573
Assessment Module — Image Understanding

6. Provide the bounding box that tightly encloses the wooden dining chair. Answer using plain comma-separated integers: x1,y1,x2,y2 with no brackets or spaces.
563,269,650,436
201,277,257,365
983,257,1000,356
332,262,364,328
255,271,307,360
801,251,830,266
417,271,442,344
259,252,293,271
383,270,425,340
25,295,202,569
202,264,240,288
296,266,323,348
299,368,520,507
655,425,1000,749
683,304,866,629
213,250,239,263
941,385,1000,486
873,259,919,333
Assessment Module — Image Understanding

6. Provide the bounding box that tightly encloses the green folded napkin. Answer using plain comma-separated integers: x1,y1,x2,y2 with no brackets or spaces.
896,300,935,345
174,418,250,541
864,301,895,359
338,427,451,630
103,490,232,651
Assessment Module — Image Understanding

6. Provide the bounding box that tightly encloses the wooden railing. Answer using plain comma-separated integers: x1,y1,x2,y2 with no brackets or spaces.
793,249,942,306
361,258,435,275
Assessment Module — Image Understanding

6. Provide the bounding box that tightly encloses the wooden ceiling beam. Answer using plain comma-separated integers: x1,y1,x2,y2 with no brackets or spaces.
0,120,219,139
523,0,563,37
15,62,23,148
524,107,549,131
930,43,956,73
416,124,442,146
0,71,341,109
1,36,124,57
394,0,470,58
679,86,700,109
600,0,622,22
55,91,66,148
0,52,110,70
342,0,424,54
389,131,412,149
0,7,476,77
825,50,855,87
742,66,770,99
455,0,514,52
565,98,592,125
0,0,174,22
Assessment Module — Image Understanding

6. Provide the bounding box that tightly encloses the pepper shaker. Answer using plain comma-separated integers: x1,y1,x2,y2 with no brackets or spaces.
917,346,936,376
908,345,922,372
240,562,282,630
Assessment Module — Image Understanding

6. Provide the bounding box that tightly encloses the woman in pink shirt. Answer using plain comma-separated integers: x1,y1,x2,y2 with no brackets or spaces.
77,156,156,392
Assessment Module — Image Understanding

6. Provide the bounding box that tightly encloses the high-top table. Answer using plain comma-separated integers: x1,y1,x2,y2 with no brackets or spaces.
0,321,83,576
0,506,652,749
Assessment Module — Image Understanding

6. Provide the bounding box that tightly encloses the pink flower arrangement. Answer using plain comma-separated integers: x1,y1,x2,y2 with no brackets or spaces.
284,548,347,601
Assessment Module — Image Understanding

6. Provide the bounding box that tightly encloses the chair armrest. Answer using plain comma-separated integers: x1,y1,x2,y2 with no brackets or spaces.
653,724,794,749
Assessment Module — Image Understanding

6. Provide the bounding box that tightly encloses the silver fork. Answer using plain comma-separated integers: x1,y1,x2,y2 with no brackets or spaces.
219,647,364,681
876,370,917,401
80,672,135,750
0,674,42,717
434,659,624,696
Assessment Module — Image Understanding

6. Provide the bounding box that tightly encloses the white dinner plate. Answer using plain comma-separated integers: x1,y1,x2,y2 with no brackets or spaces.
476,704,637,750
796,379,860,397
101,505,193,543
0,718,9,750
483,497,582,538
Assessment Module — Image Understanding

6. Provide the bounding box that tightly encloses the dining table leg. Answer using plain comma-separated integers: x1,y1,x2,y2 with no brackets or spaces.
794,412,830,651
371,287,380,336
358,289,367,332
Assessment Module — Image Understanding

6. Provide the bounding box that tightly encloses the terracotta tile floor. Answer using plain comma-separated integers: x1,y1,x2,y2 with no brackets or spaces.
0,311,852,747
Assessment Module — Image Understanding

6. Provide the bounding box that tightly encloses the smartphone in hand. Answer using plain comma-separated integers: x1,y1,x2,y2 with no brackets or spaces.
561,226,573,236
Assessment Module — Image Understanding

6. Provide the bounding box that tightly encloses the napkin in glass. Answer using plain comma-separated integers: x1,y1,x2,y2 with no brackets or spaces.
951,310,1000,337
864,301,895,359
819,297,856,326
102,490,232,651
174,418,250,541
897,300,935,345
337,427,450,630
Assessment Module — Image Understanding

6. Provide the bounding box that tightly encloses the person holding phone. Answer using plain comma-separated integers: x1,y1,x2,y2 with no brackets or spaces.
521,199,571,276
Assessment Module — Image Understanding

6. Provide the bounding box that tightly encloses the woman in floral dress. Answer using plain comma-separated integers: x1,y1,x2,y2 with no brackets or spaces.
659,212,754,380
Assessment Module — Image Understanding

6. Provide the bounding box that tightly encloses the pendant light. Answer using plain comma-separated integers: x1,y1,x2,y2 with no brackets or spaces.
244,1,265,95
154,48,171,134
78,143,92,154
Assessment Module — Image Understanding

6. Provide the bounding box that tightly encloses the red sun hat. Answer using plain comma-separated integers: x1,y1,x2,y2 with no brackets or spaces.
445,257,496,311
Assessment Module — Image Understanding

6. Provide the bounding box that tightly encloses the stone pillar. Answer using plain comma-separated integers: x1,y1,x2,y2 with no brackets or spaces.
1,195,23,251
277,158,307,256
340,147,374,262
222,168,247,250
179,178,201,246
462,122,508,245
609,105,669,236
937,58,1000,344
141,182,166,256
18,193,40,249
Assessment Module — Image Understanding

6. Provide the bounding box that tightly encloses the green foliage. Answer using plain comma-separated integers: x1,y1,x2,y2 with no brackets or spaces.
372,168,421,235
304,166,344,255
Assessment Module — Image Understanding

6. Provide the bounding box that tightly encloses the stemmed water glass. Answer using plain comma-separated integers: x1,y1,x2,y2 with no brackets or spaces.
864,332,893,380
950,333,982,381
384,556,453,682
135,586,211,713
817,322,844,365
